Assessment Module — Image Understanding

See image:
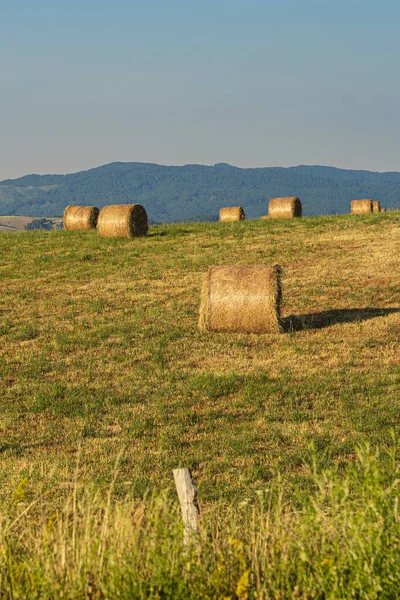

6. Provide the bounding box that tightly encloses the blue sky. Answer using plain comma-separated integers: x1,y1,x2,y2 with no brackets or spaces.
1,0,400,179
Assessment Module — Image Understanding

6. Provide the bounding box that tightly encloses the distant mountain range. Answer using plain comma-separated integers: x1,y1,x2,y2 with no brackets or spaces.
1,162,399,223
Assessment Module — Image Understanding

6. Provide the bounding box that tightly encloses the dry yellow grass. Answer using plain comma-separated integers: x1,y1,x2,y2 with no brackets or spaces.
63,205,99,230
351,199,372,214
97,204,148,237
219,206,245,222
198,264,282,333
268,197,302,219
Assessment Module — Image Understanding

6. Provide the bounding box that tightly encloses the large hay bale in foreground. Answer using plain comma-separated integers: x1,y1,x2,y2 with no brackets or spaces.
372,201,381,213
268,197,302,219
198,264,282,334
63,205,99,230
351,199,372,214
219,207,245,222
97,204,148,238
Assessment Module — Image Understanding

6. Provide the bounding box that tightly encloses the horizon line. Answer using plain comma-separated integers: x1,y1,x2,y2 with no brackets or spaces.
2,161,400,183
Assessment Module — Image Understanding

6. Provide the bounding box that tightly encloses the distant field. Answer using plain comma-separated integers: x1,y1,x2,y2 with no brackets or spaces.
0,215,62,232
0,212,399,597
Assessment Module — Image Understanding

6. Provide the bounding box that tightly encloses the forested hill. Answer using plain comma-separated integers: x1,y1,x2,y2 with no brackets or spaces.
1,162,400,222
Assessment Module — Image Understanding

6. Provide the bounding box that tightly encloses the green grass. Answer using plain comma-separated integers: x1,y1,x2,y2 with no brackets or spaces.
1,445,400,599
0,212,399,596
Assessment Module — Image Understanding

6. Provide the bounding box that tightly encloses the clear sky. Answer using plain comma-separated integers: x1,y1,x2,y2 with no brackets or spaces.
1,0,400,179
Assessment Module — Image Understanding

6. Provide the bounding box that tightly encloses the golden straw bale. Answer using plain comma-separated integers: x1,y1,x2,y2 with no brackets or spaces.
351,199,372,214
97,204,148,238
268,197,302,219
198,264,282,334
372,201,381,213
63,205,99,230
219,206,245,222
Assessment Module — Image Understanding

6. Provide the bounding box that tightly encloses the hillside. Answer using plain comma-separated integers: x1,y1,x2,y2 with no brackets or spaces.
1,212,399,595
1,212,399,500
1,162,400,222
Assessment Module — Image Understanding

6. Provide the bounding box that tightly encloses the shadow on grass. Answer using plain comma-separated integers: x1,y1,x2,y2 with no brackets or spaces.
284,307,400,332
148,228,192,237
148,230,168,237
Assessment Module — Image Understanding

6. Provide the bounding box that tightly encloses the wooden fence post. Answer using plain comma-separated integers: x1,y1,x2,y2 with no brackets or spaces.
173,467,200,547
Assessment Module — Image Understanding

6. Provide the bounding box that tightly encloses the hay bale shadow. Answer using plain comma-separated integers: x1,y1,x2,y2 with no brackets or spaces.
284,308,400,332
149,228,192,237
148,231,168,237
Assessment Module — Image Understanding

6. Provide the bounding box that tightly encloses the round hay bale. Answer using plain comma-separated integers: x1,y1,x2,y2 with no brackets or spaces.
268,197,302,219
198,264,282,334
351,199,372,214
219,207,245,222
97,204,148,238
63,205,99,230
372,201,381,213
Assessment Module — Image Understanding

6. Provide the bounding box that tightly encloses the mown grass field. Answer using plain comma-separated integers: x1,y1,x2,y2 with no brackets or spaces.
1,213,399,501
0,213,399,598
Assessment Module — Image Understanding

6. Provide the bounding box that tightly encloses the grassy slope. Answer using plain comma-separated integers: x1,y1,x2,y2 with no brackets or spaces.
0,213,399,505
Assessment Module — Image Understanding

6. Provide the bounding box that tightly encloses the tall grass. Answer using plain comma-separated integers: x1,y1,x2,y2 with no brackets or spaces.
1,444,400,599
